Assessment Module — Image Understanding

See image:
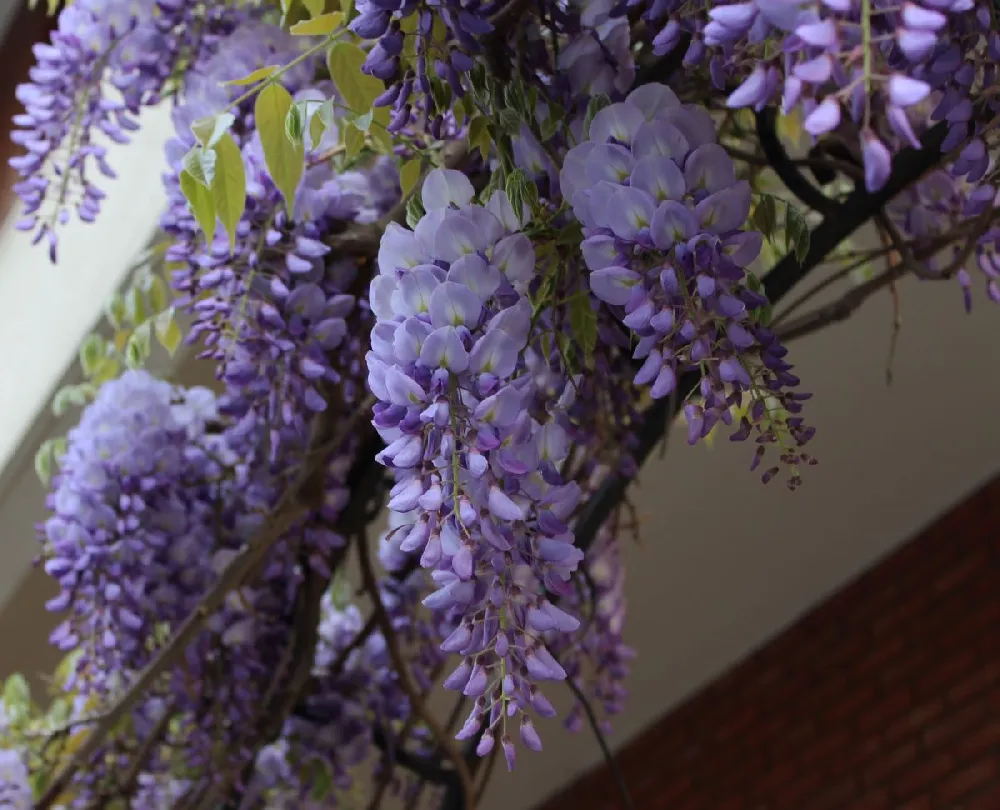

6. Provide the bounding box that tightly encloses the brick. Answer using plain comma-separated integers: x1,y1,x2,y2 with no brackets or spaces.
862,742,918,786
936,759,998,803
923,702,989,749
891,752,955,798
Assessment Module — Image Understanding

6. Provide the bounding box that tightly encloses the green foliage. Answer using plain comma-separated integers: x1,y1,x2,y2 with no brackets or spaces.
191,113,235,149
154,309,184,357
223,65,280,86
256,83,306,217
327,42,383,115
3,674,31,727
210,133,247,251
569,292,598,364
467,116,492,160
182,145,217,188
399,158,422,198
785,202,811,264
752,194,778,243
52,384,95,418
505,169,538,220
180,169,218,242
405,193,425,230
125,321,153,370
290,10,343,35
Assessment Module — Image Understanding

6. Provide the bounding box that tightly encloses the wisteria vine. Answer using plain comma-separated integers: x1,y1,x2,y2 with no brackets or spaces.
3,0,998,807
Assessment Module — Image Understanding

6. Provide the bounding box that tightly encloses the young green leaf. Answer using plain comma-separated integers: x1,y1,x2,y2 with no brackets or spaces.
181,145,217,188
327,41,384,113
210,133,247,251
124,285,147,326
180,169,218,243
344,122,365,160
405,194,425,229
105,291,126,330
142,272,170,313
785,202,811,264
154,309,184,356
752,194,778,242
399,158,422,198
78,333,105,377
256,83,305,218
35,440,54,486
125,321,153,370
570,292,598,362
222,65,280,86
191,112,236,149
467,116,491,160
290,10,343,34
369,107,393,152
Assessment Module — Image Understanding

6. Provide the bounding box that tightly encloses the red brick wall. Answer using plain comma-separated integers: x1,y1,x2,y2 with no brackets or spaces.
541,476,1000,810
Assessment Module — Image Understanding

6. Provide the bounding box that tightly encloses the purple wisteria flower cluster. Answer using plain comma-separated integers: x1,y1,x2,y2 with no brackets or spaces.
562,84,815,486
368,169,589,765
36,370,369,800
625,0,996,194
353,0,497,128
161,25,398,453
11,0,237,259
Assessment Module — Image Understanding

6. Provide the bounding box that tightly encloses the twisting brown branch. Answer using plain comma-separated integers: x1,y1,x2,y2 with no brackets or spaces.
776,263,907,343
355,531,477,810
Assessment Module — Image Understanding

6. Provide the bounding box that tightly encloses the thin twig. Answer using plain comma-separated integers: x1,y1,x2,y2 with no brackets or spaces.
356,531,477,810
562,673,633,810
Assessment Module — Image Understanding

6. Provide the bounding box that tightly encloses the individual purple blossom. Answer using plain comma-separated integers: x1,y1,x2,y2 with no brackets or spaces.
562,84,815,487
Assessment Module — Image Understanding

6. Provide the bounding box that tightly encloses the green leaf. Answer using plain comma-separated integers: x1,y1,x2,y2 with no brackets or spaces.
370,107,393,153
340,0,354,16
505,169,536,220
290,10,343,34
191,113,235,149
78,333,105,377
180,169,218,243
125,321,153,370
467,116,491,160
496,108,521,135
211,133,247,251
583,94,611,138
125,286,147,326
3,674,30,724
34,440,54,486
399,158,421,198
105,292,126,330
753,194,778,242
142,273,170,313
182,146,217,188
785,202,810,264
256,83,305,218
222,65,280,86
344,122,365,160
285,103,305,145
405,194,425,229
154,309,183,356
570,293,598,363
51,384,90,417
327,41,384,114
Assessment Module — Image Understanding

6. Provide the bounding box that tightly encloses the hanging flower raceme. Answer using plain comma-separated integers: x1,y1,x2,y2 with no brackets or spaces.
161,26,398,451
367,169,586,767
352,0,497,128
561,84,815,487
10,0,238,259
